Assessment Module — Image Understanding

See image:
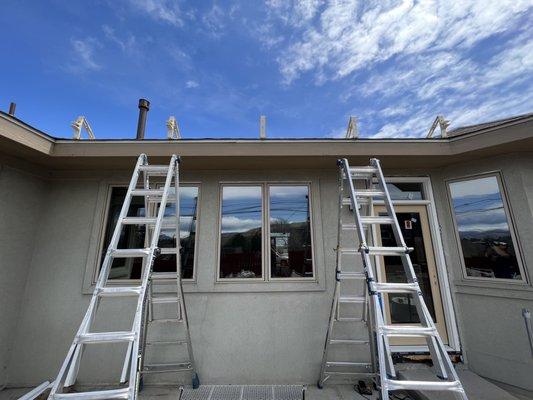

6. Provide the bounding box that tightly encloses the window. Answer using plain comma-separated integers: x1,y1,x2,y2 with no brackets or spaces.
386,182,424,200
99,185,199,280
269,186,313,278
219,186,263,279
448,174,524,280
219,184,314,280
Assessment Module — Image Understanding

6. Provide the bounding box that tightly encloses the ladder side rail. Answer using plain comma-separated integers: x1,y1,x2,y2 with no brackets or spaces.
364,174,378,377
49,154,147,398
341,159,390,386
96,154,147,290
120,165,152,384
128,155,177,399
371,159,451,381
317,164,346,387
173,158,199,384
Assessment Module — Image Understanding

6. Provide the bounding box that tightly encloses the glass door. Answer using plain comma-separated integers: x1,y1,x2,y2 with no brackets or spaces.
374,204,448,346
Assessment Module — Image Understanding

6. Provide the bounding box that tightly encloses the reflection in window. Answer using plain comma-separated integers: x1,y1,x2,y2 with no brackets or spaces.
101,187,145,279
155,186,199,280
219,186,262,279
449,175,522,280
100,186,199,280
270,186,313,278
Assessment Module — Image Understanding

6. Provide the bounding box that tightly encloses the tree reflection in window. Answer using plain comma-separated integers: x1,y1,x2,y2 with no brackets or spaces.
269,186,313,278
219,186,263,279
449,175,522,280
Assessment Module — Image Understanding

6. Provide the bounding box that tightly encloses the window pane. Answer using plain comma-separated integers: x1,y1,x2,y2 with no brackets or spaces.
219,186,262,279
101,187,145,280
100,186,199,280
154,186,199,279
449,176,522,280
269,186,313,278
386,182,424,200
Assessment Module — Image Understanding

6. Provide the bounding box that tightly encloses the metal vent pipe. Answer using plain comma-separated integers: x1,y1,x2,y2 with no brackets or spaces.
136,98,150,140
8,102,16,116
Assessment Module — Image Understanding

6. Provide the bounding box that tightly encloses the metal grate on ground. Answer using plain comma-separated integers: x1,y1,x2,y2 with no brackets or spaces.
179,385,305,400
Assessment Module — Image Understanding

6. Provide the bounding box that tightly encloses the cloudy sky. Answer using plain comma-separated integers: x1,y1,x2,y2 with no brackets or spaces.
0,1,531,139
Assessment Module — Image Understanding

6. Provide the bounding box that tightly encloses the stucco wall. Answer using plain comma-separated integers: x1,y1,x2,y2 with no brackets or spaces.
0,164,46,388
430,152,533,390
7,168,362,387
4,152,532,390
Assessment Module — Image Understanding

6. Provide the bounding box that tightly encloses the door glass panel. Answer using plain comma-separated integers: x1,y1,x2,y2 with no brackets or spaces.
219,186,263,279
379,211,436,323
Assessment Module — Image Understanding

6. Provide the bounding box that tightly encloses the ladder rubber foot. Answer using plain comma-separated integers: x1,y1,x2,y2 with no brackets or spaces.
192,373,200,389
138,376,144,392
317,380,324,389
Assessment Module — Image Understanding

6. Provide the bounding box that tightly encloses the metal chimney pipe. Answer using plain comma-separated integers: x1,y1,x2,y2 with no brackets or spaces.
8,102,16,116
136,98,150,140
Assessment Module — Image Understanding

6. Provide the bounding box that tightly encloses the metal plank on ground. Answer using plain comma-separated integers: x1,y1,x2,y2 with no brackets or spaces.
179,385,304,400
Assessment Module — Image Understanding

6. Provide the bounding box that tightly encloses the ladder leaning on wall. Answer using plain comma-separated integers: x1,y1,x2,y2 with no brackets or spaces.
318,158,468,399
48,154,199,400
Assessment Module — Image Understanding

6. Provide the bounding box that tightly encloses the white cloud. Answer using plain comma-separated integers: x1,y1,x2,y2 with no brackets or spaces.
102,25,137,54
202,3,226,38
273,0,532,84
186,80,199,88
130,0,184,26
67,37,102,72
221,216,261,233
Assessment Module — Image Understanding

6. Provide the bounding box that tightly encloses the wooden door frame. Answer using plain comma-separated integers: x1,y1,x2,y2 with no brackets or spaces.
372,176,461,353
374,204,448,346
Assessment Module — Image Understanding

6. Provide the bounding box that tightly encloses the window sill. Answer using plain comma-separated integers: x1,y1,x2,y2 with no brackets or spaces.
207,279,325,293
453,279,533,300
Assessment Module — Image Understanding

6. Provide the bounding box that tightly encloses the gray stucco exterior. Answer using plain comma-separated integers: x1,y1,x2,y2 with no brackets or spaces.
1,113,532,393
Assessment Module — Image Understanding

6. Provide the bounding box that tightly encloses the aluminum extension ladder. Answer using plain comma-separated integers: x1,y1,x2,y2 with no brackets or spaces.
319,158,467,399
48,154,199,400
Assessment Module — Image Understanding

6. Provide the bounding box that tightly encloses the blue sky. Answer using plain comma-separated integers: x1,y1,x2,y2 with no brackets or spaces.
0,1,532,139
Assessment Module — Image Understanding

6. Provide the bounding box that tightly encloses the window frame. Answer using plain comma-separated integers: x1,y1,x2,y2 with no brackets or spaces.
446,171,527,284
93,182,201,284
216,181,316,283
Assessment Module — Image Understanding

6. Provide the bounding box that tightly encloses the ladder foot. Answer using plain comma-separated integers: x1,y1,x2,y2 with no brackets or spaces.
192,373,200,389
316,380,324,389
138,376,144,392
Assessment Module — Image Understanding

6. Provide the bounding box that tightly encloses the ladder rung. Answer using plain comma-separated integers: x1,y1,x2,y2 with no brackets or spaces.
138,165,169,175
380,325,437,337
131,189,165,197
337,272,365,280
354,189,385,197
111,248,150,258
348,166,378,178
52,387,130,400
146,339,187,346
360,216,394,225
335,317,364,322
149,318,182,323
76,331,135,344
325,371,376,377
151,271,178,280
151,296,179,304
142,362,192,374
326,361,372,368
329,339,369,345
121,217,157,225
386,379,464,392
97,286,142,297
365,246,412,256
374,282,419,293
339,296,366,304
